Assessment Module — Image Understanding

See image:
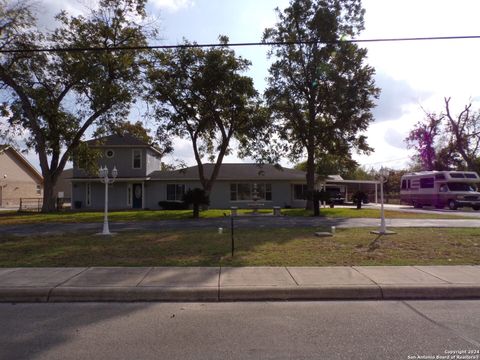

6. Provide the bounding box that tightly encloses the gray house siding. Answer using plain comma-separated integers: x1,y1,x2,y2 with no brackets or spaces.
145,181,202,209
72,181,140,210
147,180,304,209
73,148,148,178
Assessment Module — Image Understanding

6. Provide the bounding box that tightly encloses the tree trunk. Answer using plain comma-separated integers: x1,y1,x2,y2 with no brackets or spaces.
192,203,200,219
356,199,362,209
41,175,57,213
313,196,320,216
305,146,315,210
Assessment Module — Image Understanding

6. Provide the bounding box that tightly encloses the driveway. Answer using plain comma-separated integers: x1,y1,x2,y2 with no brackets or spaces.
367,203,480,218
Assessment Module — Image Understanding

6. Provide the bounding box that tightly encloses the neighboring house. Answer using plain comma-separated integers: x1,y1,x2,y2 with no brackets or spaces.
70,134,380,210
0,145,43,208
53,168,73,201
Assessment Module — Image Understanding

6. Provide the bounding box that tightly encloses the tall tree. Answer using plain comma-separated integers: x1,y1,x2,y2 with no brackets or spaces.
0,0,153,212
405,113,441,171
263,0,378,209
146,37,269,196
406,98,480,172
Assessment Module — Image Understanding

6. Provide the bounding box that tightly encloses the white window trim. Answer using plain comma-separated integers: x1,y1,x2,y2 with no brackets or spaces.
86,182,91,207
132,149,142,169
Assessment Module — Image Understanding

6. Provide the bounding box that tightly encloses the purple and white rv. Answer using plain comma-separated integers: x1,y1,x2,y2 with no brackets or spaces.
400,171,480,210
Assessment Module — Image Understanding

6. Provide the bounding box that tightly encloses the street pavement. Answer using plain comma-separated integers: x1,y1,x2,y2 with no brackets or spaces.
1,215,480,236
0,266,479,302
1,300,479,359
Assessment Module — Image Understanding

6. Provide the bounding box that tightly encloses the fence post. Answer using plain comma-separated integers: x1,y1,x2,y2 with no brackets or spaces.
19,198,22,211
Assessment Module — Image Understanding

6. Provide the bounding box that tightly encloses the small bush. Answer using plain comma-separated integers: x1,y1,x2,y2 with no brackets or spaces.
183,188,210,218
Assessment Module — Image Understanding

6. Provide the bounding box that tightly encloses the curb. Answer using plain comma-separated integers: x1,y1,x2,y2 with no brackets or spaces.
219,285,382,301
1,285,480,303
48,287,219,302
0,287,51,302
381,284,480,300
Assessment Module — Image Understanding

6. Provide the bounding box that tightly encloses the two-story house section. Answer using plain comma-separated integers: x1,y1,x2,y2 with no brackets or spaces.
71,134,163,210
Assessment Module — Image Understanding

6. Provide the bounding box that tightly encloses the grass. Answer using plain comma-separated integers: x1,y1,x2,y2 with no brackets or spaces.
0,227,479,267
0,207,471,226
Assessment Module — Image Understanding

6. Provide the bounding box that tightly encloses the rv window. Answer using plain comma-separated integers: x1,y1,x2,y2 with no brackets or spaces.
450,172,465,178
447,183,476,192
401,180,407,190
465,173,478,179
435,174,446,180
420,177,434,188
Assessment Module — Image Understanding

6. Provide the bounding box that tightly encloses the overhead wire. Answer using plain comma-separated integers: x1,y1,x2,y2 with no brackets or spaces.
1,35,480,53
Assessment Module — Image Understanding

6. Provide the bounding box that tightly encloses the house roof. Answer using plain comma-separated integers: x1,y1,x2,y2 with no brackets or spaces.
0,144,43,183
85,134,163,155
150,163,309,181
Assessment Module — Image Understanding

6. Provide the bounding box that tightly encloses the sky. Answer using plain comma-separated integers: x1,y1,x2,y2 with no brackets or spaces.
11,0,480,171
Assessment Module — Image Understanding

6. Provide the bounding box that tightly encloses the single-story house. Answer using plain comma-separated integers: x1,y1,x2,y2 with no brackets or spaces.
70,134,380,210
0,145,43,208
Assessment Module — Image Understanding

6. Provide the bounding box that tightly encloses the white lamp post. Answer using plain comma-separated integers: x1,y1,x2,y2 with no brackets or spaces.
371,167,395,235
99,165,118,235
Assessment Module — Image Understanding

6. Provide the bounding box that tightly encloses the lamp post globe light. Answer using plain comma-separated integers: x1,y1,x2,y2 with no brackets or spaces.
98,165,118,235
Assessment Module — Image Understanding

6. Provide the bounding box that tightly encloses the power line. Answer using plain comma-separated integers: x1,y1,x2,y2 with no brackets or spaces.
2,35,480,54
361,156,411,167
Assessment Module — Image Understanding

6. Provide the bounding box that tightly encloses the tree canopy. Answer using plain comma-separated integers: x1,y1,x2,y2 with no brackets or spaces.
263,0,379,209
406,98,480,173
0,0,152,211
295,153,360,179
146,36,270,195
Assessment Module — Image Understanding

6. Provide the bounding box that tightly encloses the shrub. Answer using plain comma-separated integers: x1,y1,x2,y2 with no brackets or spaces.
352,191,368,209
183,188,210,218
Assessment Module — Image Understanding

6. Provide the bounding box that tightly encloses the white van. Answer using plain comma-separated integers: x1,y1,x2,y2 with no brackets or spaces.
400,171,480,210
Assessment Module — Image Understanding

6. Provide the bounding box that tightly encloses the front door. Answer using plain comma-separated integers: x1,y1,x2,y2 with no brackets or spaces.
132,183,143,209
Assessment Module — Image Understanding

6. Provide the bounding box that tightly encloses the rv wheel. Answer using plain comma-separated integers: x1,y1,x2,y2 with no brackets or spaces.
448,200,457,210
473,205,480,211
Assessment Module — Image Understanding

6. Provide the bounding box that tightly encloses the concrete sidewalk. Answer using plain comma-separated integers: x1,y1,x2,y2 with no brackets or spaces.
0,266,479,302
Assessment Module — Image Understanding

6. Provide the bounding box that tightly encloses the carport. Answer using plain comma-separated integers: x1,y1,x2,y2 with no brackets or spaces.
321,178,381,203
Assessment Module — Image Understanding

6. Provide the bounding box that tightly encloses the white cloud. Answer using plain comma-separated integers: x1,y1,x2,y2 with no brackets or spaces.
150,0,194,12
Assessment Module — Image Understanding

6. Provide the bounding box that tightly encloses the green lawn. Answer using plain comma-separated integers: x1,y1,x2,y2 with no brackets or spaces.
1,227,479,267
0,207,471,225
